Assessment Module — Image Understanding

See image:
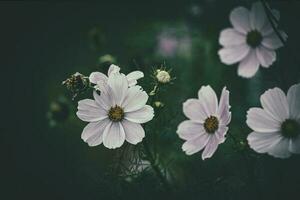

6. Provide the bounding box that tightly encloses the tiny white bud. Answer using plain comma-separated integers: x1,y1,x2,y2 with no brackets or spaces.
156,70,171,83
154,101,164,108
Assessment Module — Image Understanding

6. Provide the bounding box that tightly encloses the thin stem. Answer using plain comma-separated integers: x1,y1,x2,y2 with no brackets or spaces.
261,0,286,45
142,139,171,191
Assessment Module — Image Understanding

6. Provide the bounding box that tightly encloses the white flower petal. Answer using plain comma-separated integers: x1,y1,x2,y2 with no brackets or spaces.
102,122,125,149
260,87,289,121
218,45,250,65
107,73,128,105
81,119,110,146
89,72,107,84
215,125,228,143
268,137,291,158
182,133,210,155
219,28,246,47
183,99,207,122
125,105,154,124
218,87,231,125
246,107,281,133
107,64,121,76
256,46,276,68
76,99,107,122
289,136,300,154
198,85,218,116
122,86,148,112
247,131,282,153
262,32,284,50
229,7,251,34
250,2,267,31
126,71,144,87
93,91,111,111
287,83,300,120
122,119,145,145
177,120,205,140
237,50,260,78
201,135,220,160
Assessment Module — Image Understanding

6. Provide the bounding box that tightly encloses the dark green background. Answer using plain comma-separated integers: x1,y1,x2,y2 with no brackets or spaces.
4,0,300,199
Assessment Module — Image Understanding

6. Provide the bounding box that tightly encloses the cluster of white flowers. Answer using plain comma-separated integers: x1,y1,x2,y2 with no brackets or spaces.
75,1,299,161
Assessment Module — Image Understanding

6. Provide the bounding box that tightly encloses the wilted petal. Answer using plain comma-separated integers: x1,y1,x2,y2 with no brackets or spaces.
219,28,246,47
229,7,251,34
260,87,289,121
122,119,145,145
237,50,260,78
102,122,125,149
218,45,250,65
246,107,281,132
177,120,205,140
125,105,154,123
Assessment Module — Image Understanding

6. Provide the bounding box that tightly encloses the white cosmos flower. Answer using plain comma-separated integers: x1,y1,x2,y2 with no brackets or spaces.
177,86,231,160
77,73,154,149
247,83,300,158
89,64,144,88
218,2,287,78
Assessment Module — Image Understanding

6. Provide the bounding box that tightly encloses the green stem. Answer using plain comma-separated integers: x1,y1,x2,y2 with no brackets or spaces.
261,0,286,45
142,139,171,191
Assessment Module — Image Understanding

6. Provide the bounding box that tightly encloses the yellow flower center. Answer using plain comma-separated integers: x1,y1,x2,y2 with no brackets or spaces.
108,105,124,122
204,116,219,134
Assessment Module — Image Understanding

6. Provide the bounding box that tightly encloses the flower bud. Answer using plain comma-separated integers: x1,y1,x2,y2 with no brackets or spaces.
156,69,171,84
154,101,164,108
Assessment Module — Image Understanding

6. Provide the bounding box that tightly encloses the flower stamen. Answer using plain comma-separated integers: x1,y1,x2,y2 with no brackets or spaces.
204,116,219,134
108,105,124,122
246,30,262,48
281,119,300,138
